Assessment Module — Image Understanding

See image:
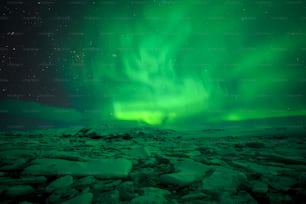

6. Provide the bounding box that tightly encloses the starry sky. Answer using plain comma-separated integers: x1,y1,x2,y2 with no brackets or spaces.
1,0,306,129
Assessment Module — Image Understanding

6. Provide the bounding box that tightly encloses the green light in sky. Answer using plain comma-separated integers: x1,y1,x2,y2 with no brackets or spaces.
62,1,306,126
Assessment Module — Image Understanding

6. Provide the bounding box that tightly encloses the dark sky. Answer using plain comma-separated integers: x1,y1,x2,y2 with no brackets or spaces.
1,1,86,107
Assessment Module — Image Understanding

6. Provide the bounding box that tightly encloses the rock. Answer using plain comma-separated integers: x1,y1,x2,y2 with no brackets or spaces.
206,158,227,166
0,150,34,159
230,161,289,178
141,158,157,167
131,194,168,204
75,128,92,137
131,168,158,186
0,158,28,171
93,190,120,204
245,142,265,148
0,186,6,195
296,187,306,201
87,132,102,139
220,191,258,204
92,180,121,191
257,153,306,165
77,176,96,186
182,192,208,200
175,159,211,175
46,175,73,193
186,151,202,158
251,180,268,194
202,167,247,195
0,176,47,185
19,201,33,204
186,200,219,204
197,147,216,155
82,187,91,193
23,158,132,178
268,192,292,203
61,188,79,200
130,186,170,204
47,187,79,203
118,181,136,201
62,192,93,204
20,176,47,184
48,191,62,203
155,154,170,164
130,146,151,159
160,159,210,186
142,187,171,196
45,151,87,161
160,172,198,187
5,185,34,197
268,176,297,191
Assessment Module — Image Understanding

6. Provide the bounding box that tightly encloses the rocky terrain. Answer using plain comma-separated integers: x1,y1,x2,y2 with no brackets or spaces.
0,125,305,203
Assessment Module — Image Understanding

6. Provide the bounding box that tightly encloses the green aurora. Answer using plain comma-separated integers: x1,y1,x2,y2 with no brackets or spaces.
3,1,306,127
63,1,306,126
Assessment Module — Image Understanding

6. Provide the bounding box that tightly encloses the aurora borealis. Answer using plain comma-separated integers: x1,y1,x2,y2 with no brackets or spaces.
1,0,306,128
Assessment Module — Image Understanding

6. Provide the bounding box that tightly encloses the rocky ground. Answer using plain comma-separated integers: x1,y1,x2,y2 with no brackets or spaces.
0,125,306,203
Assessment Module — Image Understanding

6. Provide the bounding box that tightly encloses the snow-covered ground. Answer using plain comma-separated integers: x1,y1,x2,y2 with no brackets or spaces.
0,126,305,203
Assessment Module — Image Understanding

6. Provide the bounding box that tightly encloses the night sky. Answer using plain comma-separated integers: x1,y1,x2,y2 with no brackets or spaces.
1,0,306,129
